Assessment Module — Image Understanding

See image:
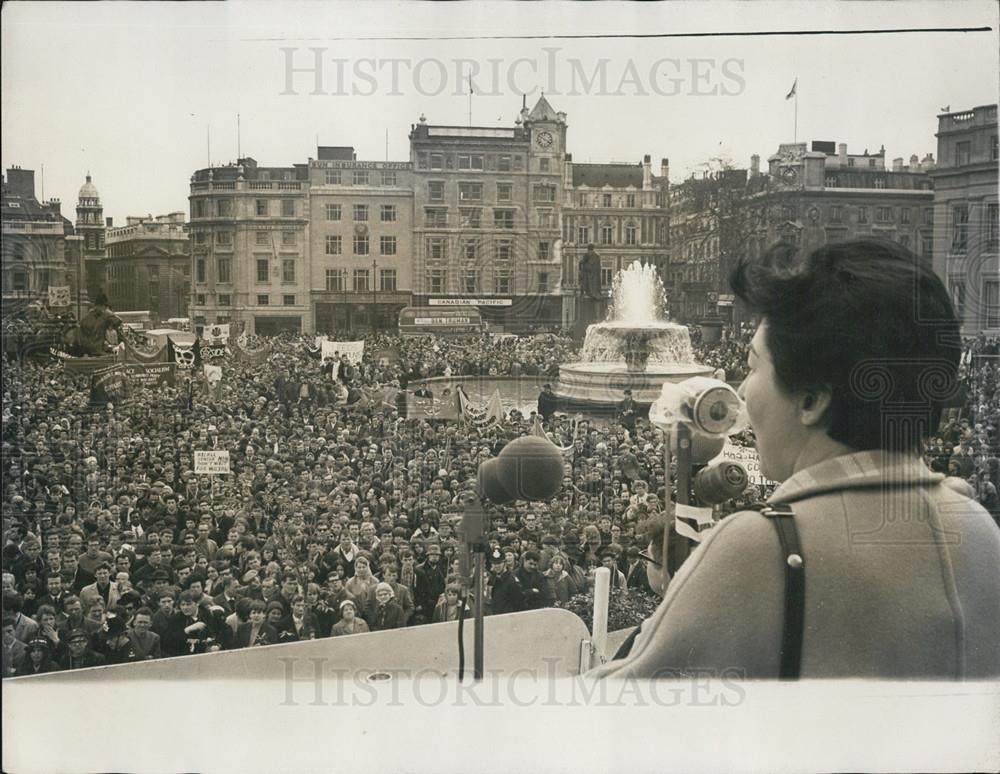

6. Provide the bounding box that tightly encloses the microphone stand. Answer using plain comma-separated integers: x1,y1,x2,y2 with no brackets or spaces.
460,494,487,681
664,422,694,575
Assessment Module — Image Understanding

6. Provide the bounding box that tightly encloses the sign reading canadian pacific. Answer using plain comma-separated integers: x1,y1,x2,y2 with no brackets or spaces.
428,298,513,306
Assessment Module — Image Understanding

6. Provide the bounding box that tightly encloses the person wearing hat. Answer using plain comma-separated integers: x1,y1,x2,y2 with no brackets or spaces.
13,636,57,676
413,542,447,626
59,627,105,670
370,582,405,632
330,599,370,637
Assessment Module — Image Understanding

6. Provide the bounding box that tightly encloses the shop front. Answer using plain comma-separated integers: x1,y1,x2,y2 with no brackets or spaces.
415,295,563,333
313,291,412,335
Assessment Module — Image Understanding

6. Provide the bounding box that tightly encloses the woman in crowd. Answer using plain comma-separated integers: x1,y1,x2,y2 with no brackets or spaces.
370,582,405,631
330,600,369,636
593,238,1000,680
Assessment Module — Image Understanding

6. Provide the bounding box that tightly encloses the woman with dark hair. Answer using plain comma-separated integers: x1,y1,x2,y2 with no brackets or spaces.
592,239,1000,680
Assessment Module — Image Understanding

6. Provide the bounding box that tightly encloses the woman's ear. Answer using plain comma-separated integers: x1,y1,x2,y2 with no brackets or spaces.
799,387,833,427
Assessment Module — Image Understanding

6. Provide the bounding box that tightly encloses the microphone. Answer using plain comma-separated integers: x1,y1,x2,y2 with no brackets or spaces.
693,460,749,505
477,436,564,504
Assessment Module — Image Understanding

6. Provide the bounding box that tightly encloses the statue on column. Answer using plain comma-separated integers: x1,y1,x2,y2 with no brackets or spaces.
575,244,606,339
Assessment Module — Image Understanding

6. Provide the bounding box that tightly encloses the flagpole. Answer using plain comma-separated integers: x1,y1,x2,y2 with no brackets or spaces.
794,91,798,144
468,76,472,127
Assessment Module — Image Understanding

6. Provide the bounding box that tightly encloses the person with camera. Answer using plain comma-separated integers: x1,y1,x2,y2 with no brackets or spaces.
592,239,1000,680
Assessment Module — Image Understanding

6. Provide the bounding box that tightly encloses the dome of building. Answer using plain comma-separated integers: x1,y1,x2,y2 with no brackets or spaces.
78,173,100,202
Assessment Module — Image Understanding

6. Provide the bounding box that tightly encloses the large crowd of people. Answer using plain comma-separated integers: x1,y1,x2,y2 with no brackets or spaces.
1,314,996,677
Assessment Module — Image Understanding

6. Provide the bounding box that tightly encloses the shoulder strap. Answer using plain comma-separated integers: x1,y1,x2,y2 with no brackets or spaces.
759,504,805,680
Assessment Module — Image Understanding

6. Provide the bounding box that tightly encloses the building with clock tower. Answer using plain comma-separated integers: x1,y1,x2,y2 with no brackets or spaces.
408,95,567,330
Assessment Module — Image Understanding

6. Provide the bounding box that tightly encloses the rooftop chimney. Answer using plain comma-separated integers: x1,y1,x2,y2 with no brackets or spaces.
660,158,669,180
5,167,35,200
838,143,847,161
750,154,761,176
642,155,652,189
893,157,904,172
106,217,113,228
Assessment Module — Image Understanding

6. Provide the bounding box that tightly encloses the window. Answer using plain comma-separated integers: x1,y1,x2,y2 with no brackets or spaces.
427,268,447,293
494,269,512,294
874,178,885,189
988,203,999,251
600,224,614,245
534,185,555,203
578,226,590,244
325,204,342,221
921,234,933,257
626,194,636,208
781,205,797,221
194,199,207,218
353,204,368,221
539,158,550,173
497,155,511,172
829,205,842,222
281,199,295,217
218,294,231,307
868,158,876,168
493,209,515,229
899,234,911,249
353,269,370,292
282,231,296,246
380,204,396,222
513,156,523,171
256,199,268,216
602,194,613,207
496,240,513,262
380,236,397,255
425,208,447,228
537,272,549,292
428,181,445,202
217,257,232,283
255,231,270,246
460,208,481,228
216,199,232,217
985,281,1000,328
857,206,868,224
950,281,966,320
924,207,934,226
599,264,613,288
876,207,893,223
993,135,999,162
462,268,479,293
215,231,232,246
900,207,911,225
326,268,346,291
427,237,447,261
955,141,971,166
459,182,483,201
537,209,555,229
496,183,512,202
353,234,369,255
257,294,270,305
625,224,637,245
848,158,855,167
951,205,969,253
538,241,550,260
382,170,397,186
194,231,208,245
282,259,296,283
430,154,444,170
325,235,342,255
825,176,838,188
380,269,397,291
195,293,206,306
458,154,484,170
196,258,206,283
352,170,369,186
325,169,341,185
283,295,296,306
256,259,269,283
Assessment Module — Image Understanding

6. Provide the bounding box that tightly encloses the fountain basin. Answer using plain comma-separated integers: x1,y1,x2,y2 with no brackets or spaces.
558,361,713,407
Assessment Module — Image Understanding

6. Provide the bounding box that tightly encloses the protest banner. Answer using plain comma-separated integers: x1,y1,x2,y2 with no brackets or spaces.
121,362,175,388
203,323,230,343
321,340,365,363
89,364,128,405
194,450,231,475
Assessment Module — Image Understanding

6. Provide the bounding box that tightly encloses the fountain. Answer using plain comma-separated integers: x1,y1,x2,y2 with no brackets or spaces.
557,261,712,407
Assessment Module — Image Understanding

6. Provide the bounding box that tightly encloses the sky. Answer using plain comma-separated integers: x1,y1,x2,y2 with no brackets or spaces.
2,0,997,224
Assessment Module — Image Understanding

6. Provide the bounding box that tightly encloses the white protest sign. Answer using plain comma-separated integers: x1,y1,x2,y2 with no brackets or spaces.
716,442,775,487
327,340,365,364
194,450,231,475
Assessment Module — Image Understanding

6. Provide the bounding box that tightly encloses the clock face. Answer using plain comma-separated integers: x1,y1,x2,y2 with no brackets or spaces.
536,130,554,148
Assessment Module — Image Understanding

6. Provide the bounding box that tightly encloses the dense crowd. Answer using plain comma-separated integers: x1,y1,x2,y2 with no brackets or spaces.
1,321,995,677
